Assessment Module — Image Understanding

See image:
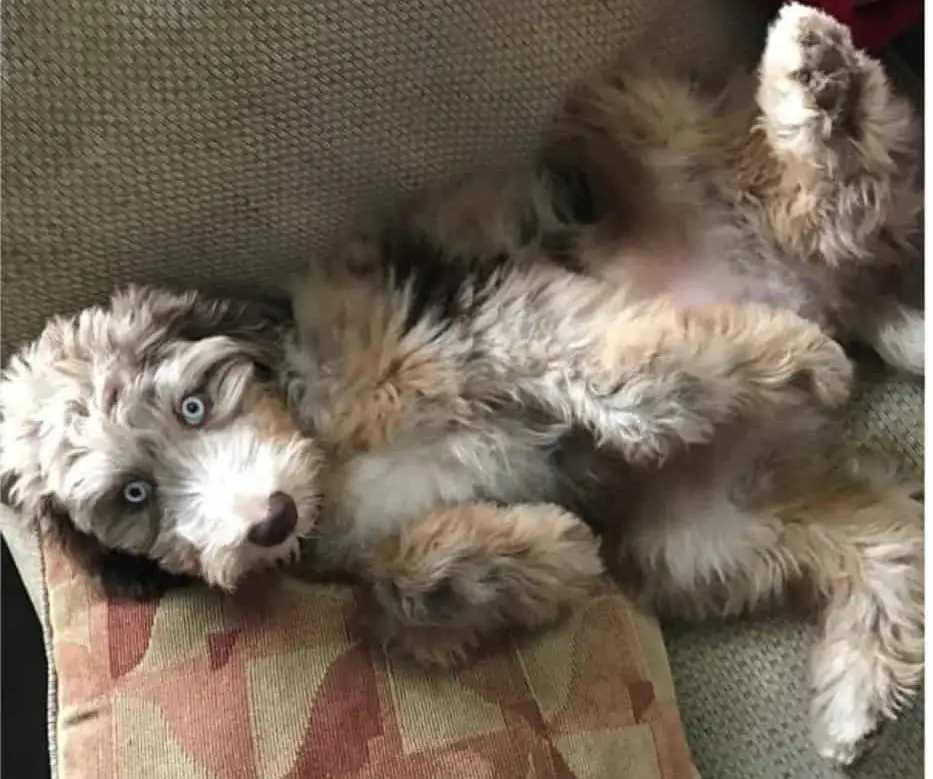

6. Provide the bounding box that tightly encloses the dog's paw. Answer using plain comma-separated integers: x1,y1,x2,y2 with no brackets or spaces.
601,394,716,466
373,502,603,626
865,303,925,377
810,633,922,766
388,625,481,670
351,586,482,669
749,304,854,409
792,336,854,409
811,687,880,766
589,366,721,466
759,3,869,136
358,503,603,665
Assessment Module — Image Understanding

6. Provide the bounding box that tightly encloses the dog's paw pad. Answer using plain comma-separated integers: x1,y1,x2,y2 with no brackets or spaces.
763,3,862,115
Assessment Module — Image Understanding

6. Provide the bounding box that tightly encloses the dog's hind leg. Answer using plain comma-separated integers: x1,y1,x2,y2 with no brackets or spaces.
486,283,855,466
617,449,923,765
791,481,924,765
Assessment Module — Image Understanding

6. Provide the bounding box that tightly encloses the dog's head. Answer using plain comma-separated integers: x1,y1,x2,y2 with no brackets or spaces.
1,286,323,591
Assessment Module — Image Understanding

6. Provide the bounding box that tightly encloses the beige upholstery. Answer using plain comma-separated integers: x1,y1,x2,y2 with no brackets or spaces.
1,1,922,777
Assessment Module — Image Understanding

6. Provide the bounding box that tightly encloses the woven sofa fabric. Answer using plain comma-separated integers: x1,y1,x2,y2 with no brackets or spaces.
46,548,698,779
1,0,767,354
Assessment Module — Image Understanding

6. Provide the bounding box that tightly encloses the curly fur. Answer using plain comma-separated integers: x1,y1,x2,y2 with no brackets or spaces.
0,286,322,592
398,4,922,375
0,4,922,766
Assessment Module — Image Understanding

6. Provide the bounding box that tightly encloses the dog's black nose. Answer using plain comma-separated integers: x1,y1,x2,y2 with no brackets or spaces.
248,492,298,547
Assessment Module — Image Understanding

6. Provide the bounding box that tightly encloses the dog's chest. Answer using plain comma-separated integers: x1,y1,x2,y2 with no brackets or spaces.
326,426,563,552
282,318,566,563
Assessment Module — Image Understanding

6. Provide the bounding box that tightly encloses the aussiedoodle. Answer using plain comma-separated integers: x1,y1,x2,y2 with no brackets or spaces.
0,4,922,765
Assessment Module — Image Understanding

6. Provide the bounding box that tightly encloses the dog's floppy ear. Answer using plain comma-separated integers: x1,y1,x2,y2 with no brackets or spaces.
166,292,291,348
113,285,292,374
93,549,195,602
1,470,192,602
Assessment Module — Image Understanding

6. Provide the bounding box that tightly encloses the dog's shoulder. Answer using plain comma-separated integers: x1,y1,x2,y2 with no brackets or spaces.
287,225,519,456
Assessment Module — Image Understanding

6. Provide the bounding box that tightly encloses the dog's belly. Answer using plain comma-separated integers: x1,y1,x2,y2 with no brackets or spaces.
594,207,832,322
604,249,806,313
330,426,564,555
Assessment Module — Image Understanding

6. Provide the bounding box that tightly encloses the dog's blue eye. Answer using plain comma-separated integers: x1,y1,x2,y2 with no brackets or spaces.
122,480,152,505
179,394,208,426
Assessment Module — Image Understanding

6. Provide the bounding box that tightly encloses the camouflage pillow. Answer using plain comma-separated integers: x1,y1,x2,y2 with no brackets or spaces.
45,536,699,779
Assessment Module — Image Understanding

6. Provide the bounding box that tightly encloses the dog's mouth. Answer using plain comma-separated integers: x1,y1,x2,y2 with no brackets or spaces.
200,538,303,591
190,490,320,591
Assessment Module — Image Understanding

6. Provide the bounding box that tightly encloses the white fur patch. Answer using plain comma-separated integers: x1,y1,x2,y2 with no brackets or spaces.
626,483,782,593
864,303,924,376
162,425,318,585
334,428,562,552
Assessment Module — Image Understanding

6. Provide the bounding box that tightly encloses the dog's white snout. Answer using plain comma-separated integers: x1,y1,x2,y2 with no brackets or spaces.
247,491,298,547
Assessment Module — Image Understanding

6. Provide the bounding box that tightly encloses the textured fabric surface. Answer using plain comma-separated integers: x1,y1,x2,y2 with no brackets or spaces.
45,546,697,779
1,1,923,778
1,0,767,354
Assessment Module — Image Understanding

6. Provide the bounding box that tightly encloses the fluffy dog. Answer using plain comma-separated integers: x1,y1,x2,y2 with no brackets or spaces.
0,4,922,765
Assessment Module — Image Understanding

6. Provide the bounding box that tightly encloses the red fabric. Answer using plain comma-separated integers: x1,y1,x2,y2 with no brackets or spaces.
764,0,922,50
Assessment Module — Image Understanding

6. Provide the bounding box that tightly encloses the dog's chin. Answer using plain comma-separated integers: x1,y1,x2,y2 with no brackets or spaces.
199,532,310,592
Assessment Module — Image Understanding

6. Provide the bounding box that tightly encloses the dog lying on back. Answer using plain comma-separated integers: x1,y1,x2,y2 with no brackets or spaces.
396,4,923,378
0,4,922,765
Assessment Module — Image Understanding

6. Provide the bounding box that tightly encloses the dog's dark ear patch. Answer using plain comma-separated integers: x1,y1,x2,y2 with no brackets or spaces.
29,494,194,602
96,550,195,603
49,521,194,603
34,496,117,575
172,294,291,375
118,286,291,373
171,296,291,344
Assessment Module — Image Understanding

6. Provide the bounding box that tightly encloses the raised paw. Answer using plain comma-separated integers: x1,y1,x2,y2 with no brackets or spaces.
758,3,870,140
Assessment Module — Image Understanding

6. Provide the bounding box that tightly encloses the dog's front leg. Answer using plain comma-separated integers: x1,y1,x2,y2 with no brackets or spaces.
350,501,603,668
496,293,854,466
